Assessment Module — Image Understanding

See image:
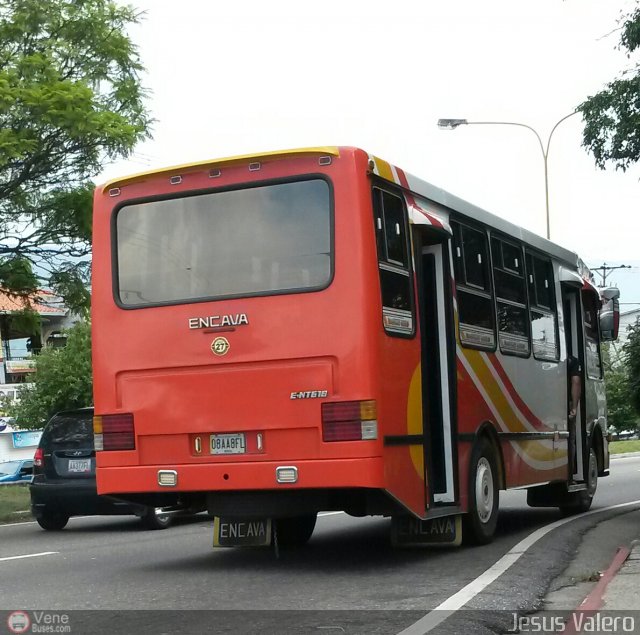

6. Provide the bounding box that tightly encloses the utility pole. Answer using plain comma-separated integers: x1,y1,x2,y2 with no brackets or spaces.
590,263,631,287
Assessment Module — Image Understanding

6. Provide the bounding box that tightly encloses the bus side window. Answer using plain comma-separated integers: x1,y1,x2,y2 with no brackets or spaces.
451,221,496,350
491,236,530,357
372,187,414,337
582,290,603,379
525,252,560,362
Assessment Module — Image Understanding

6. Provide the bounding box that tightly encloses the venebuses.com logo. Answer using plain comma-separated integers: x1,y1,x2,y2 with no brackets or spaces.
6,611,71,634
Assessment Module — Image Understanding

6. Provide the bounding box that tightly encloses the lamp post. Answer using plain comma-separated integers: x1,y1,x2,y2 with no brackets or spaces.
437,112,580,240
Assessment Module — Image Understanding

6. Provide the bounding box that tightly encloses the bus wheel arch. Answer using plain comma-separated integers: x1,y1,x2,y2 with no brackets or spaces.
463,429,501,545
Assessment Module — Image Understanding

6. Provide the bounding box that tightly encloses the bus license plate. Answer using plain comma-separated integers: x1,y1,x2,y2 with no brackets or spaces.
68,459,91,473
390,514,462,547
210,433,246,455
213,517,272,547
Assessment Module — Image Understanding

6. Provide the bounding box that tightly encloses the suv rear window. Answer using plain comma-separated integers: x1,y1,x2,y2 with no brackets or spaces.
40,411,94,449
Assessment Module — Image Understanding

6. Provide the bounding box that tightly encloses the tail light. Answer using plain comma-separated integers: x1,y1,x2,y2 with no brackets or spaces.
33,448,44,468
321,400,378,441
93,413,135,451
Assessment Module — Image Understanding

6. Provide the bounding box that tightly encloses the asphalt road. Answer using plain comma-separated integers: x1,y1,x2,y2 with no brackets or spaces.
2,455,639,634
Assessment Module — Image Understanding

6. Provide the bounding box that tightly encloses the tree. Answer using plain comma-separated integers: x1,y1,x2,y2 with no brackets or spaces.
6,321,92,428
0,0,151,311
625,317,640,419
579,4,640,170
601,343,634,433
604,364,636,433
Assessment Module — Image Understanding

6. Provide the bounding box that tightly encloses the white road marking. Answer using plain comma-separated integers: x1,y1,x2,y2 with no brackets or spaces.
0,551,57,562
318,511,344,517
0,520,38,528
399,499,640,635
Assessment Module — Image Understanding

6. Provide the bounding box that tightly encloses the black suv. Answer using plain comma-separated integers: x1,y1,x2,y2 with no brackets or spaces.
30,408,172,531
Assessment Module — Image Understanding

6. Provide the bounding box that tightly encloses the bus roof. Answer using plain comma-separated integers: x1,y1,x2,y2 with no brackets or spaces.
100,145,580,270
367,152,580,270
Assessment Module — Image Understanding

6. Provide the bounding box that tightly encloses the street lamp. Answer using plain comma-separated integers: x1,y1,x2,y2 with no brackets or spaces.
437,112,580,240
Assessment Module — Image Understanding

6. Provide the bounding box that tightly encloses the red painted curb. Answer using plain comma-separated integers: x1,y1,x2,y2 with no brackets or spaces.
563,545,632,634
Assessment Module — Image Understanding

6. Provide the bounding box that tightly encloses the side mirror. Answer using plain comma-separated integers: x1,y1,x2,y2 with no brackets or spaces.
600,287,620,341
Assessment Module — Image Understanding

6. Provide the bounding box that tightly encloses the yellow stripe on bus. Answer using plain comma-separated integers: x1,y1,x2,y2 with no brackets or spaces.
407,364,424,479
460,348,558,463
101,146,341,192
371,156,395,183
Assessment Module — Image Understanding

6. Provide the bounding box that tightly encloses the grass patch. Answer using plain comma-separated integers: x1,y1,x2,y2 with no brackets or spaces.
0,484,32,524
609,439,640,455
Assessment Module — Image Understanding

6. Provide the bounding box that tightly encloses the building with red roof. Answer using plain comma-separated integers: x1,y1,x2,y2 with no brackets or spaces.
0,289,74,384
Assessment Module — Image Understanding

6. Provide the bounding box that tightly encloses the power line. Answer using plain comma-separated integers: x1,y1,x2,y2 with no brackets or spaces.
590,262,632,287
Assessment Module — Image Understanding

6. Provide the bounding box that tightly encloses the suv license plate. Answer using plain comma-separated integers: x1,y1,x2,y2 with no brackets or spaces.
211,433,246,455
68,459,91,473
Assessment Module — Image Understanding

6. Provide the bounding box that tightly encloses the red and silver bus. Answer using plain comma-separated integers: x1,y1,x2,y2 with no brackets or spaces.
92,146,619,547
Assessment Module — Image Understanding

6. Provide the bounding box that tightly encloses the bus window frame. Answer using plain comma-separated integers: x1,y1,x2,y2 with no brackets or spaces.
451,219,497,353
582,288,604,380
525,249,560,363
109,174,336,310
371,184,416,339
490,232,531,359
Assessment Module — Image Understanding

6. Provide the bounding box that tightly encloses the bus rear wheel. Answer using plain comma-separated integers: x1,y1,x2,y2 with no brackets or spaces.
274,514,317,547
463,438,499,545
560,446,598,515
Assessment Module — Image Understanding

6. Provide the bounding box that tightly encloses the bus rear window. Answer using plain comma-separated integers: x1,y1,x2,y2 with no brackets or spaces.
115,178,332,307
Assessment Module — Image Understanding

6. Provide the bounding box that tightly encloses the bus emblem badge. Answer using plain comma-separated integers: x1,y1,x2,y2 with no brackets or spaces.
211,337,230,356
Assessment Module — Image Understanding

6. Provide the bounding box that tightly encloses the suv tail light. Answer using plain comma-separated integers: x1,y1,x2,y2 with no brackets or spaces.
33,447,44,468
321,400,378,441
93,413,135,451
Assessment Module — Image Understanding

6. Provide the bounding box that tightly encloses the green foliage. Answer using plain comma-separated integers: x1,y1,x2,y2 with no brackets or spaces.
50,262,91,318
604,364,636,433
602,329,640,433
0,257,38,295
5,307,41,336
625,317,640,417
8,321,92,428
0,0,152,310
579,5,640,170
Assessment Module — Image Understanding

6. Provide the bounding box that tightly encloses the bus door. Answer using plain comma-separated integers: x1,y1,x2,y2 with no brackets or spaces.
561,285,585,482
418,230,457,507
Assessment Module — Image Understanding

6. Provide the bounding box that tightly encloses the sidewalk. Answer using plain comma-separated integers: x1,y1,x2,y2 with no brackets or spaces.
539,500,640,626
599,542,640,610
598,451,640,609
597,450,640,612
555,452,640,630
550,542,640,635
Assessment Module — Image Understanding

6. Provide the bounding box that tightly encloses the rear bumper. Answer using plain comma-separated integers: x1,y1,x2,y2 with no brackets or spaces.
96,457,384,496
30,480,142,516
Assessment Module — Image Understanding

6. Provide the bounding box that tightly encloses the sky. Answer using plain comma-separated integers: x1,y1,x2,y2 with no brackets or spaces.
101,0,640,308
